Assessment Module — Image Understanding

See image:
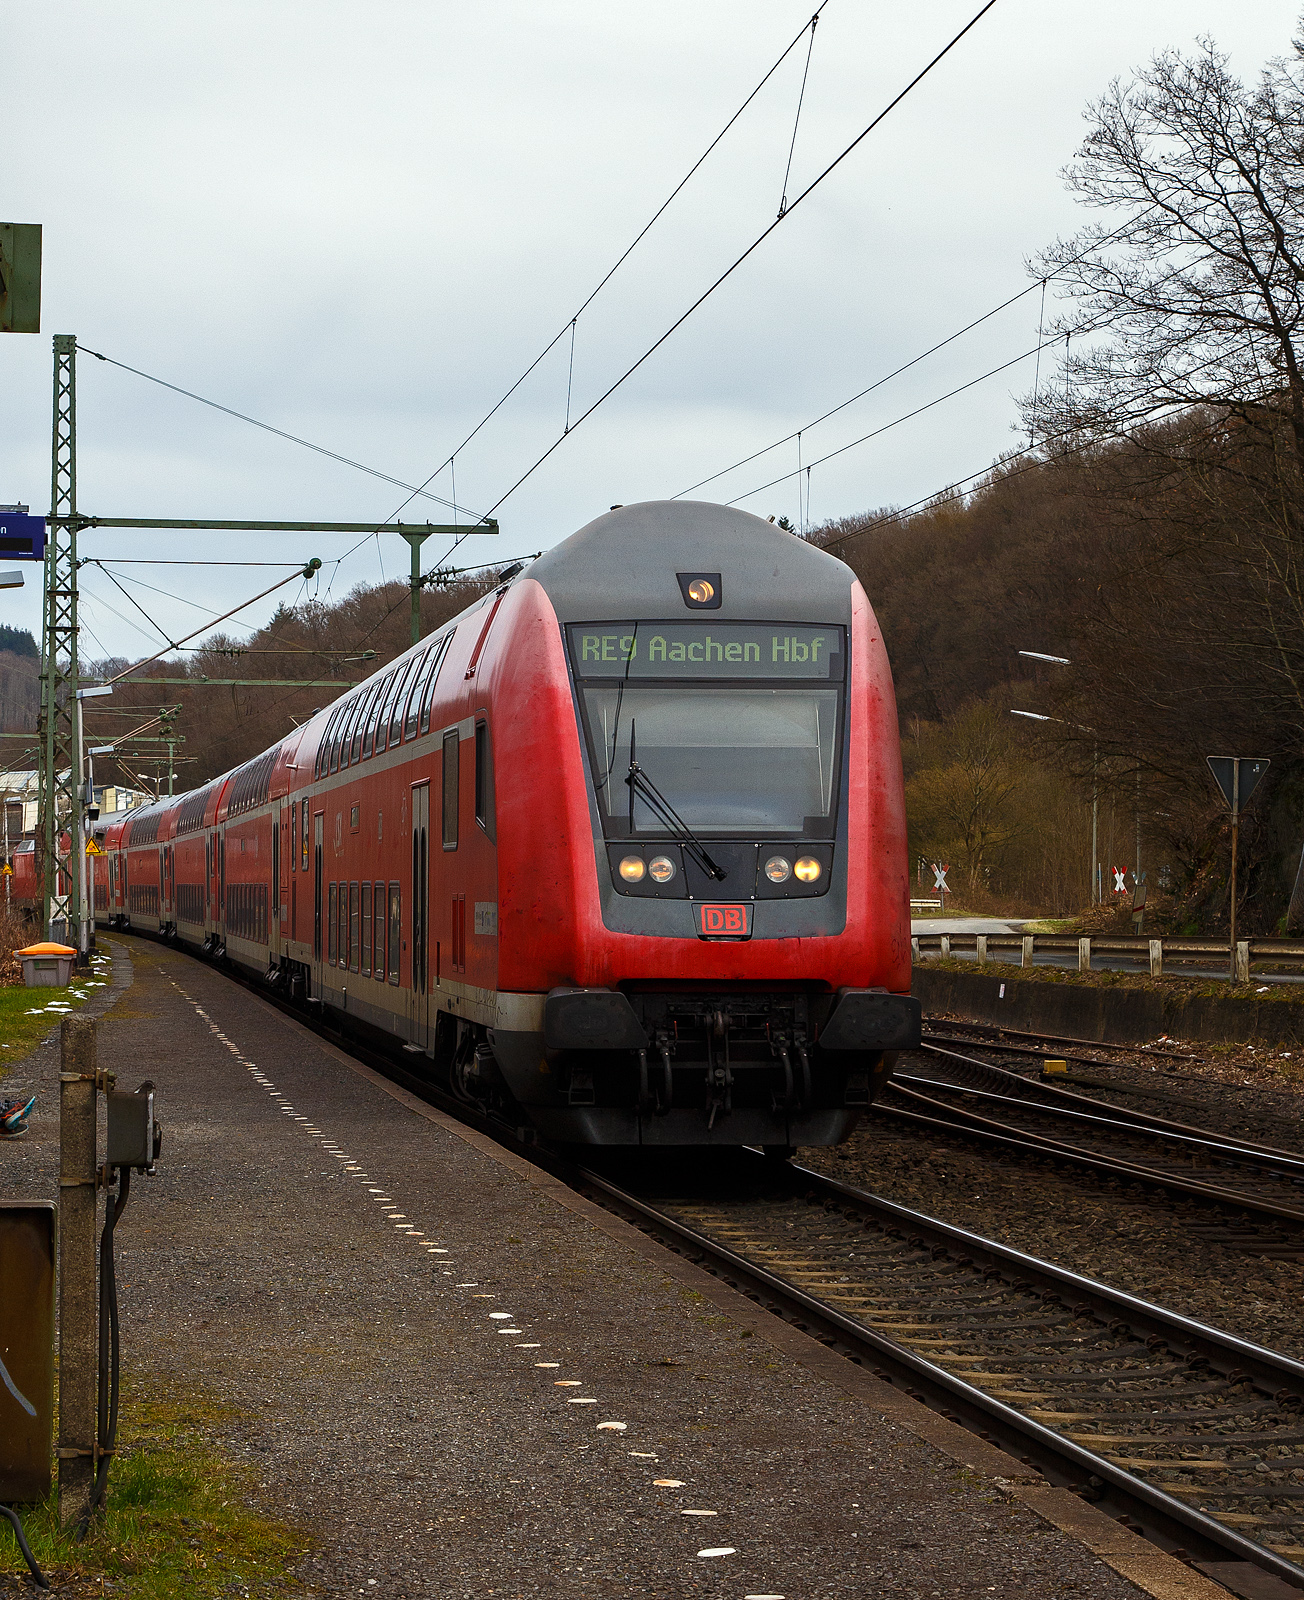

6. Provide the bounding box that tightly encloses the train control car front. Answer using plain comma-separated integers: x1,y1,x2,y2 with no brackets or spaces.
480,500,918,1147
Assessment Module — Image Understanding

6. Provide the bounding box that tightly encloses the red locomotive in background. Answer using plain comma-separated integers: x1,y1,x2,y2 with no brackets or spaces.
26,501,920,1146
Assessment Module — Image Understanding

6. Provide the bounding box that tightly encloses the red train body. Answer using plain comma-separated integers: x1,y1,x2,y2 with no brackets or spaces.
89,502,918,1146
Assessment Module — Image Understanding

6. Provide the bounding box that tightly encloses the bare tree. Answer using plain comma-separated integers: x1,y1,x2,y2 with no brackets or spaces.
1028,31,1304,463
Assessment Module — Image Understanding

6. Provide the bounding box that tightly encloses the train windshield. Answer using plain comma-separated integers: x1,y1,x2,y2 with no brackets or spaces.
568,622,844,836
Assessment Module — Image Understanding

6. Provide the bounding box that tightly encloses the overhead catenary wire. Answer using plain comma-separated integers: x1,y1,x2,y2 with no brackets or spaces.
75,344,483,522
376,1,836,536
481,0,1001,517
96,559,308,567
89,562,230,619
726,335,1056,505
813,348,1243,558
671,212,1157,502
100,569,311,688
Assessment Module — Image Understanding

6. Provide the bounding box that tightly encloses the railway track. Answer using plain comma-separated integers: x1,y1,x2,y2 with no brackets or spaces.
581,1152,1304,1594
871,1043,1304,1233
118,935,1304,1595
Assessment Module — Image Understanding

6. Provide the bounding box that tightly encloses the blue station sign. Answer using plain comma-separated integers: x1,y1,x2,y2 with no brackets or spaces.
0,513,46,560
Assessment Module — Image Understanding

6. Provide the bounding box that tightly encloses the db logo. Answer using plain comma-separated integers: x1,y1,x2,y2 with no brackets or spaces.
698,903,751,938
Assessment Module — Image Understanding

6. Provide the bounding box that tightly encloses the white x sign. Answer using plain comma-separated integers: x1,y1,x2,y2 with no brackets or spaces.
1113,867,1127,893
933,863,950,892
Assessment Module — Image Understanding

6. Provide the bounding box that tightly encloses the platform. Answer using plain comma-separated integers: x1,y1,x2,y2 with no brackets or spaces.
3,934,1230,1598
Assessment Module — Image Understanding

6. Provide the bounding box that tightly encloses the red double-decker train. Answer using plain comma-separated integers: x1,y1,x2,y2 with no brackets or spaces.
76,501,917,1147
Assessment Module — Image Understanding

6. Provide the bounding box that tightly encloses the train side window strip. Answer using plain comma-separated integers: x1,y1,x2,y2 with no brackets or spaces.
361,882,373,976
474,718,495,842
360,674,389,761
419,629,455,736
350,678,382,763
369,671,397,757
335,693,361,771
378,667,410,753
400,645,432,741
441,731,459,850
322,707,341,776
386,654,421,748
387,882,401,983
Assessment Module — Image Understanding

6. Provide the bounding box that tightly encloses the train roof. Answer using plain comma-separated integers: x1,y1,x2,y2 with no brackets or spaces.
528,500,855,624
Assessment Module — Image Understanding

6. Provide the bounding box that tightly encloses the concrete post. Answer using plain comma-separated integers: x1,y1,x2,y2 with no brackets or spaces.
975,935,987,965
1021,935,1034,968
910,936,920,962
1078,937,1092,973
1150,939,1164,979
58,1015,98,1527
1235,941,1251,985
939,936,951,960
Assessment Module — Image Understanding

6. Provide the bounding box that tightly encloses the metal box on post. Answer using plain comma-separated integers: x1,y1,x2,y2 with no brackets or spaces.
0,223,42,334
0,1201,56,1502
106,1089,157,1170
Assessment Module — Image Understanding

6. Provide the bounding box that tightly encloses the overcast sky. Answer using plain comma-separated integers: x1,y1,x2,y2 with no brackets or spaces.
2,0,1298,664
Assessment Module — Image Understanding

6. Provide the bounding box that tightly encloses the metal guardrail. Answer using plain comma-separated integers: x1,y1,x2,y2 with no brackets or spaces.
911,930,1304,982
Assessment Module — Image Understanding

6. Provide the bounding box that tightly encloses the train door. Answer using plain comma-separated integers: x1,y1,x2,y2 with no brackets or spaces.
312,811,324,993
408,783,429,1050
270,808,282,961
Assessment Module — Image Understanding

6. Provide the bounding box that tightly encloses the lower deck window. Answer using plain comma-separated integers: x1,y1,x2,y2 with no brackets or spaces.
388,883,401,983
328,884,338,963
362,883,373,976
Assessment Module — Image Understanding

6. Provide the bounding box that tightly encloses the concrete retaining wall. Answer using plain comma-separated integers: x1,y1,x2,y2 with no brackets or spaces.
911,965,1304,1047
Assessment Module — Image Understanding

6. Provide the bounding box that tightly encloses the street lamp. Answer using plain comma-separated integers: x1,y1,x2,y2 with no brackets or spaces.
1011,652,1103,905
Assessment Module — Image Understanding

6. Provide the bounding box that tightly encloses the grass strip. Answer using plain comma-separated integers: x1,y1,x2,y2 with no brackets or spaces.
0,949,114,1076
0,1382,309,1598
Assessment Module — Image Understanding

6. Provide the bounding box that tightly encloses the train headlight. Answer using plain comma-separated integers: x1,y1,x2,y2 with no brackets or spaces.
794,855,822,883
648,855,676,883
764,855,791,883
619,855,646,883
686,578,715,604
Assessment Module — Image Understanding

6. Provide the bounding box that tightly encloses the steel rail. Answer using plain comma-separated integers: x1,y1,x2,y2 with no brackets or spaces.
876,1088,1304,1224
922,1019,1198,1062
897,1068,1304,1176
577,1158,1304,1591
915,1042,1304,1163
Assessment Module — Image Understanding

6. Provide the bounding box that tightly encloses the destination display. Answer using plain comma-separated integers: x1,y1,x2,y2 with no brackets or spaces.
567,622,843,680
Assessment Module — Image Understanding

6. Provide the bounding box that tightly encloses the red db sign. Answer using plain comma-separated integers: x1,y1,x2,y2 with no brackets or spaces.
698,903,751,938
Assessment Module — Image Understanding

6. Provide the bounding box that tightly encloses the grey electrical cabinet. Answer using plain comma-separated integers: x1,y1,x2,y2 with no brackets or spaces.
106,1088,158,1170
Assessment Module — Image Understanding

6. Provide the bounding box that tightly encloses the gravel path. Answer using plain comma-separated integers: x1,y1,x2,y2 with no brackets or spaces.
2,937,1152,1600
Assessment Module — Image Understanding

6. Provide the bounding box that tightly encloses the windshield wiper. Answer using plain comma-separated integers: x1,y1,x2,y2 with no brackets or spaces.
625,721,726,882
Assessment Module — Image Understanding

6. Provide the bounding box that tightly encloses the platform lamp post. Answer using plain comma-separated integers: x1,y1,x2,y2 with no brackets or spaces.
1011,646,1100,902
73,686,111,957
